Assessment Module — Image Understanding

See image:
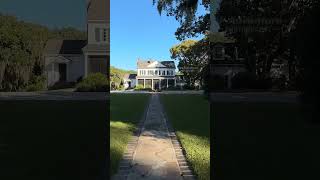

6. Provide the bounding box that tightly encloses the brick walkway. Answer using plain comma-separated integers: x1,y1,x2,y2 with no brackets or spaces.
113,94,194,180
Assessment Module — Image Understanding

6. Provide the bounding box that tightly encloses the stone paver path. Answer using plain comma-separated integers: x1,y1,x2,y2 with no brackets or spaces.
123,94,183,180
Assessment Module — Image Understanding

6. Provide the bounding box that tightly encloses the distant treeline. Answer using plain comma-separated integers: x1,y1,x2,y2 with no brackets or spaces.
0,14,86,91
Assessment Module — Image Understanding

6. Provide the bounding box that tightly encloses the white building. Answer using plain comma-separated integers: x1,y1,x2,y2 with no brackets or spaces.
44,0,109,87
136,60,176,90
123,74,137,89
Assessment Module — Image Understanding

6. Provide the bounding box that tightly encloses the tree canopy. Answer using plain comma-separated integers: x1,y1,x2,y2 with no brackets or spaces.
153,0,210,40
0,14,86,91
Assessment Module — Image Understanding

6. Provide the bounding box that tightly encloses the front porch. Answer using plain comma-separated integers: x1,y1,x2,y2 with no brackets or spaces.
83,44,109,77
136,78,176,90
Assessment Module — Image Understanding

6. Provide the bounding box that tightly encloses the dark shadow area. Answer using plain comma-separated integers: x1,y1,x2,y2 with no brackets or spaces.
212,102,320,179
0,100,108,180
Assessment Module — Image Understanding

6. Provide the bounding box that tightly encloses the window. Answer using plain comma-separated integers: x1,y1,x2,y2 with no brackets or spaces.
167,70,169,75
155,70,158,75
162,71,165,76
103,29,107,42
95,28,100,42
143,70,146,75
159,70,161,75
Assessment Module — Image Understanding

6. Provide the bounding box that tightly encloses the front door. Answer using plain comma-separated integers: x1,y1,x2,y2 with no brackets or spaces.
153,79,160,90
58,63,67,82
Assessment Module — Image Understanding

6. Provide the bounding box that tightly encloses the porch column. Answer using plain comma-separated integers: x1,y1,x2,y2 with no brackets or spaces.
174,78,176,87
84,54,88,77
143,79,145,88
151,79,154,90
51,63,54,86
159,79,161,90
166,79,169,88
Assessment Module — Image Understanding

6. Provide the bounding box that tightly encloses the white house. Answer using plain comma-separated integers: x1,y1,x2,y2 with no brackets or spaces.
136,59,177,90
44,0,109,87
123,74,137,89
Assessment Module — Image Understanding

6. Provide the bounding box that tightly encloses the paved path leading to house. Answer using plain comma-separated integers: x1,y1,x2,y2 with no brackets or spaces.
114,94,185,180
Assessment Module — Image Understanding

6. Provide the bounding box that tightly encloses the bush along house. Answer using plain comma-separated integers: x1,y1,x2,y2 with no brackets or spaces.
136,59,177,90
44,0,109,87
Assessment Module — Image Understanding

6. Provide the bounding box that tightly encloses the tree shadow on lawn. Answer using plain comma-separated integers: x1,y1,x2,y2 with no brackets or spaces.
213,102,320,179
0,100,108,180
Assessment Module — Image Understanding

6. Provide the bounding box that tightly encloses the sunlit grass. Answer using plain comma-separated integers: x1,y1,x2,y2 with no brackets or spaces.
160,94,210,180
110,94,149,176
110,121,135,175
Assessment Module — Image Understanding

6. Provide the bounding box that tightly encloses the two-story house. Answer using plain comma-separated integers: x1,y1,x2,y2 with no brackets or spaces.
136,59,176,90
82,0,109,77
44,0,109,87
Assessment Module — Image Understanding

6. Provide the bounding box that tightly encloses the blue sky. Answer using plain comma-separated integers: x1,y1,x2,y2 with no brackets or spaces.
0,0,209,71
0,0,86,30
111,0,208,70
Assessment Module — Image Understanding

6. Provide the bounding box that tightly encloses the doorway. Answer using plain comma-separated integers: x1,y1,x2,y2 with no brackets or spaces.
58,63,67,82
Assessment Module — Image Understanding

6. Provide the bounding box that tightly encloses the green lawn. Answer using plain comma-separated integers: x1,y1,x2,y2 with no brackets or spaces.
213,102,320,179
0,100,108,180
110,94,149,176
160,94,210,180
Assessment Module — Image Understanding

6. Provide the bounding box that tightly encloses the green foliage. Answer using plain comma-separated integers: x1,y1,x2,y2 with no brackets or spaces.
171,39,209,87
0,14,86,92
49,27,86,40
25,75,46,92
134,84,144,90
110,66,136,89
76,73,109,92
153,0,209,40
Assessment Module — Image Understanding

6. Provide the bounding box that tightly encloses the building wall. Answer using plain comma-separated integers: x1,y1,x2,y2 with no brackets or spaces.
137,68,175,77
67,56,85,82
45,55,85,87
88,55,108,75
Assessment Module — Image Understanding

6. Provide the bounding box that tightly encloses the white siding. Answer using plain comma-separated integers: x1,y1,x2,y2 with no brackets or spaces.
67,56,85,82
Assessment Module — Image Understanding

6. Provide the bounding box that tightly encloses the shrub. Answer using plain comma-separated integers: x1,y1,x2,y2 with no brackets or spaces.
76,73,108,92
25,75,46,92
134,84,144,90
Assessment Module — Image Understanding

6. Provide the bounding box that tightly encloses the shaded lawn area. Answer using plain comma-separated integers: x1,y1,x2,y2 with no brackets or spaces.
160,94,210,180
0,100,108,180
110,94,149,176
213,102,320,180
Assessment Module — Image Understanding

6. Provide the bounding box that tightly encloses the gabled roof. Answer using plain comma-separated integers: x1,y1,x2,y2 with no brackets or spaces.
87,0,109,22
123,73,137,80
137,60,175,69
44,39,87,55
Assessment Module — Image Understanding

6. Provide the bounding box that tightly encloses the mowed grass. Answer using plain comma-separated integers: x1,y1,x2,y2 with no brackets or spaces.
160,94,210,180
213,102,320,179
0,100,108,180
110,94,149,176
